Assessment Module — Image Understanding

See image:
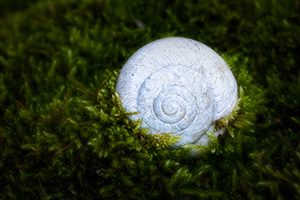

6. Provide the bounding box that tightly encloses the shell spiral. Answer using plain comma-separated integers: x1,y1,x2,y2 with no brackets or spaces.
116,37,238,146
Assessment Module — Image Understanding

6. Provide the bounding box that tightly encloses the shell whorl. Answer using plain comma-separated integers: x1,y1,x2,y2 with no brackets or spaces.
116,37,238,146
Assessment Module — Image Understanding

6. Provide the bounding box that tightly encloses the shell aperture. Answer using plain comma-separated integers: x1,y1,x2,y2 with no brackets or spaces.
116,37,238,146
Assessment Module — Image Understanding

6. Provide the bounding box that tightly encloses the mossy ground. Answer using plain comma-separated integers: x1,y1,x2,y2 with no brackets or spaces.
0,0,299,199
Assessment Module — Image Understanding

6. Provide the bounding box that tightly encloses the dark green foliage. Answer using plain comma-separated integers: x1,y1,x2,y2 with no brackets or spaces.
0,0,299,199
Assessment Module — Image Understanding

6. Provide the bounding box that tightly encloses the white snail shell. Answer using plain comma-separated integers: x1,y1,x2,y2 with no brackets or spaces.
116,37,238,146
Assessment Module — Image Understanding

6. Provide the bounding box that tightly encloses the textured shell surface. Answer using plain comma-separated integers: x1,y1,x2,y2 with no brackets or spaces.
116,37,238,146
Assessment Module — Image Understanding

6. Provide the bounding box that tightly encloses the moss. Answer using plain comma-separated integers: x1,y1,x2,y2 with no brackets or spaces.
0,0,299,199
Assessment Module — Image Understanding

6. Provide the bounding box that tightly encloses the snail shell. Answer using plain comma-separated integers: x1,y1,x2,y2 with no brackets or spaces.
116,37,238,146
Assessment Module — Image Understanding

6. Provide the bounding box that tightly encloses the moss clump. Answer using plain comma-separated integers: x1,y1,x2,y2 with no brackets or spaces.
0,0,299,199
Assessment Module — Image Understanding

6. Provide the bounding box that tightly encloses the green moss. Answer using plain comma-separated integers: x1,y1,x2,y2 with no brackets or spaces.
0,0,299,199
